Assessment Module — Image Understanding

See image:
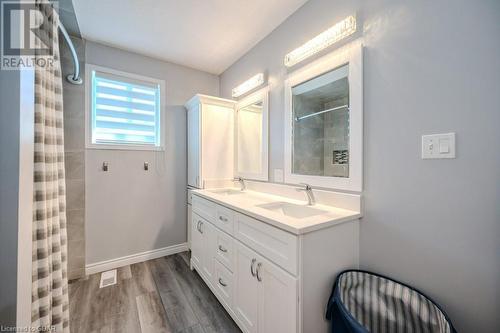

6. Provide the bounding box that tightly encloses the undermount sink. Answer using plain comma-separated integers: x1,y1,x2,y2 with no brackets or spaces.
256,202,327,219
209,188,245,196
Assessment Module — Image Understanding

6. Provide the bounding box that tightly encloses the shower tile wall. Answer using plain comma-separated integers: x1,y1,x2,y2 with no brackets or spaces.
292,97,325,175
323,97,349,178
61,36,86,280
292,97,349,178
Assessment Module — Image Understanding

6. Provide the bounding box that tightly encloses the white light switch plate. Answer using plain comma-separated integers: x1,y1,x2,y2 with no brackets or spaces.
422,132,456,159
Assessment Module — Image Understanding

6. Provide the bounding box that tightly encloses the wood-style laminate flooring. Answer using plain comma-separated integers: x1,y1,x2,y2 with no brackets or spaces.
68,252,242,333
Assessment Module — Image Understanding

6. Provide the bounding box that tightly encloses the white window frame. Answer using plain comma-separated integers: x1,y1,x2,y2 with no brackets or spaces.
284,41,363,192
85,64,166,151
234,86,269,181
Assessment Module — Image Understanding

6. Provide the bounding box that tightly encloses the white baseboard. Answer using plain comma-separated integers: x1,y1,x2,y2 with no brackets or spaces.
85,242,188,275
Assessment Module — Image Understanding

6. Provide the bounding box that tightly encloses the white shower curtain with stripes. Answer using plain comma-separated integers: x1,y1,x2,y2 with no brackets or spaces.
31,1,70,332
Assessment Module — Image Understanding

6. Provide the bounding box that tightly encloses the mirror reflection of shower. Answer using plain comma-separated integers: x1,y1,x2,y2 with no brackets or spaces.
292,64,349,178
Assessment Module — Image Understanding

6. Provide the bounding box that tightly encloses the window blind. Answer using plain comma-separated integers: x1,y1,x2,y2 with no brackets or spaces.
91,71,161,147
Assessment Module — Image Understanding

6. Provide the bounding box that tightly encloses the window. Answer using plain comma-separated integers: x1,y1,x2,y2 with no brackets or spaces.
86,65,165,150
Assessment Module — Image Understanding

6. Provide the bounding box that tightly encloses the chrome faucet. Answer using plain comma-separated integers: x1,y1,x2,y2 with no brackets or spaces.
297,183,315,205
233,177,246,191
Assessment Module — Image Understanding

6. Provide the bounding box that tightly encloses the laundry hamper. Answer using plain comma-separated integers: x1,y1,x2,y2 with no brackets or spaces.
326,270,457,333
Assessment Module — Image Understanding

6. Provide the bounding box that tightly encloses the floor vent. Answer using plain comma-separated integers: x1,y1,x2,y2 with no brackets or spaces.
99,269,117,288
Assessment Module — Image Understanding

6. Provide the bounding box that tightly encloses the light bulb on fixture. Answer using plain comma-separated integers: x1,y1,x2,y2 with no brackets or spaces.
284,15,356,67
231,73,265,98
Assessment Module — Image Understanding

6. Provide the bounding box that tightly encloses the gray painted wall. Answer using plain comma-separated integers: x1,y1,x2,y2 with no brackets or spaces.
0,16,34,326
84,41,219,264
219,0,500,331
0,61,20,328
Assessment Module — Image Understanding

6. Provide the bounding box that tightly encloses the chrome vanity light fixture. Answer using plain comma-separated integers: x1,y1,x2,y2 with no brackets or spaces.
231,73,265,98
284,15,356,67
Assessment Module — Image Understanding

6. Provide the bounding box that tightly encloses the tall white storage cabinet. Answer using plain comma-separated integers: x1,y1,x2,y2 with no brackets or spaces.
185,94,236,189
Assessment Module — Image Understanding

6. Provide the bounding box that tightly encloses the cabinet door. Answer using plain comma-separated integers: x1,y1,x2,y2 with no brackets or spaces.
201,220,217,285
187,104,201,188
234,243,259,333
257,257,297,333
191,213,204,269
187,204,192,250
201,103,234,182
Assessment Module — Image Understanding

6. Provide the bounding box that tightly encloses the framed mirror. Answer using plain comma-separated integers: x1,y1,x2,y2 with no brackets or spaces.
235,87,269,181
284,42,363,191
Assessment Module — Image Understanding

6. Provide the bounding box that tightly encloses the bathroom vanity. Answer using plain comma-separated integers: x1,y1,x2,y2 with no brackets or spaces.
186,41,364,333
190,187,361,333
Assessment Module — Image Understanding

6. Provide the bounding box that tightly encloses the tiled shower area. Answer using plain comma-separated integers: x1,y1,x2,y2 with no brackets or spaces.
61,36,86,280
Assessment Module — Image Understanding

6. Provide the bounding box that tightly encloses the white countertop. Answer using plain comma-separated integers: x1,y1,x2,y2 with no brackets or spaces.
192,188,362,235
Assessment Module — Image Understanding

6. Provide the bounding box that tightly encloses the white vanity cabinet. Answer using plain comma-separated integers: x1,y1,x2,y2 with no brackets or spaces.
190,212,204,272
185,94,236,189
190,193,359,333
233,242,260,333
234,241,297,333
191,212,217,287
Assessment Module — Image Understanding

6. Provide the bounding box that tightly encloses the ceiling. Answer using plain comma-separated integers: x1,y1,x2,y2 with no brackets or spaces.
72,0,309,74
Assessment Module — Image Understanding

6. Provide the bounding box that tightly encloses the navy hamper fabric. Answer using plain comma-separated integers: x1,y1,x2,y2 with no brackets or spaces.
326,270,457,333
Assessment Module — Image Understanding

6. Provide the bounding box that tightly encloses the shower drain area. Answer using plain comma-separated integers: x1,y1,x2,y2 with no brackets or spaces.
99,269,117,288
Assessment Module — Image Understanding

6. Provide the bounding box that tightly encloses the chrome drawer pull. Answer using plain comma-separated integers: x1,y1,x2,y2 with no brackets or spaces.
250,258,257,277
199,221,203,234
219,216,228,222
256,263,262,282
218,278,227,287
218,245,227,253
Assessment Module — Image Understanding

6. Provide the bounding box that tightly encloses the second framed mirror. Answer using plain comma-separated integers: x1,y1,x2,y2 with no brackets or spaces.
235,87,269,181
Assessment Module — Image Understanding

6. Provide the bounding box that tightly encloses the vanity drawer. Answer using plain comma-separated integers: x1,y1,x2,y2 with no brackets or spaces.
214,204,234,235
192,195,216,223
214,258,233,310
234,212,298,276
215,230,234,272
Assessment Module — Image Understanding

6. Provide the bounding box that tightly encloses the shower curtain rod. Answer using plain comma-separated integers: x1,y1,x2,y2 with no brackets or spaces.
294,104,349,122
58,22,83,85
